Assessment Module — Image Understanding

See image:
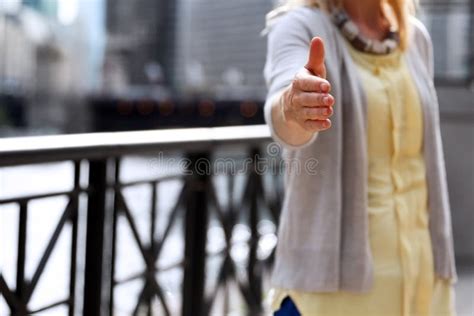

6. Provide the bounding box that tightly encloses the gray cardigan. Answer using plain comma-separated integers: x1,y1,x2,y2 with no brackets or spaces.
263,6,457,293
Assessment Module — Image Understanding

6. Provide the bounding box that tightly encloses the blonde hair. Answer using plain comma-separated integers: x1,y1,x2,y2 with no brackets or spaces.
266,0,416,50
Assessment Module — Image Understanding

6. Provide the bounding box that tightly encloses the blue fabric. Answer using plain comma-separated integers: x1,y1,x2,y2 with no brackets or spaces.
273,296,301,316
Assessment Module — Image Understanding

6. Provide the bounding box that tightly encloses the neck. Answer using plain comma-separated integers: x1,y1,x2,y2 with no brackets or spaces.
343,0,384,26
342,0,390,40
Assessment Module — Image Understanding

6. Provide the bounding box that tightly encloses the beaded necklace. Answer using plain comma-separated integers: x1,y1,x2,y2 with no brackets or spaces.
330,8,400,55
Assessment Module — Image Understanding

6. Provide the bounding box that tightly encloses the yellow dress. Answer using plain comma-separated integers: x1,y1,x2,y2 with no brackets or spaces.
268,43,456,316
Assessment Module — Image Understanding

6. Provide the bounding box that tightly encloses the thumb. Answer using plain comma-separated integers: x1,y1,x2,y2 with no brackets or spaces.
305,37,326,78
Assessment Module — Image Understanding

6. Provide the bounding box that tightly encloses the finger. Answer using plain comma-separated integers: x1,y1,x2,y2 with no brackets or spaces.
293,71,331,93
303,119,332,132
305,37,326,78
294,92,334,107
302,106,333,120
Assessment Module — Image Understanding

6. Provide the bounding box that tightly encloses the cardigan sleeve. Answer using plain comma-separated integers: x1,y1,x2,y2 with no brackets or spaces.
263,8,328,150
411,17,458,282
410,17,435,80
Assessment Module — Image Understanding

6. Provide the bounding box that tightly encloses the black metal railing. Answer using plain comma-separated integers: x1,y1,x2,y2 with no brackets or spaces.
0,125,284,316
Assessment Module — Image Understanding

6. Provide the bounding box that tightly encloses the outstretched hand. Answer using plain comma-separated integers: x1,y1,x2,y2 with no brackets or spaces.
281,37,334,132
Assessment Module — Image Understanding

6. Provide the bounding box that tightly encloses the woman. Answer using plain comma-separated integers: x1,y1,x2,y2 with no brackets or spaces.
262,0,458,315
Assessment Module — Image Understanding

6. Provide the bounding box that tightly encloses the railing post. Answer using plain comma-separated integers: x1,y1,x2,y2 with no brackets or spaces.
14,201,28,316
83,159,108,316
182,153,210,316
69,161,81,316
248,147,263,314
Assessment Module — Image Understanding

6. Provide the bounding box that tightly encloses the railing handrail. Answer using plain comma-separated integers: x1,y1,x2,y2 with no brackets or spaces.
0,125,272,166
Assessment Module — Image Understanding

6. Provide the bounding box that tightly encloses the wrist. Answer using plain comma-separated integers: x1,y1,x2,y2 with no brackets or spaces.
279,89,293,124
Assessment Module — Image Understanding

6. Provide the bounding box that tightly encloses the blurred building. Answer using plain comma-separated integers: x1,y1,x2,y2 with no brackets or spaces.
103,0,174,98
419,0,473,83
0,0,106,134
171,0,274,99
103,0,275,100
